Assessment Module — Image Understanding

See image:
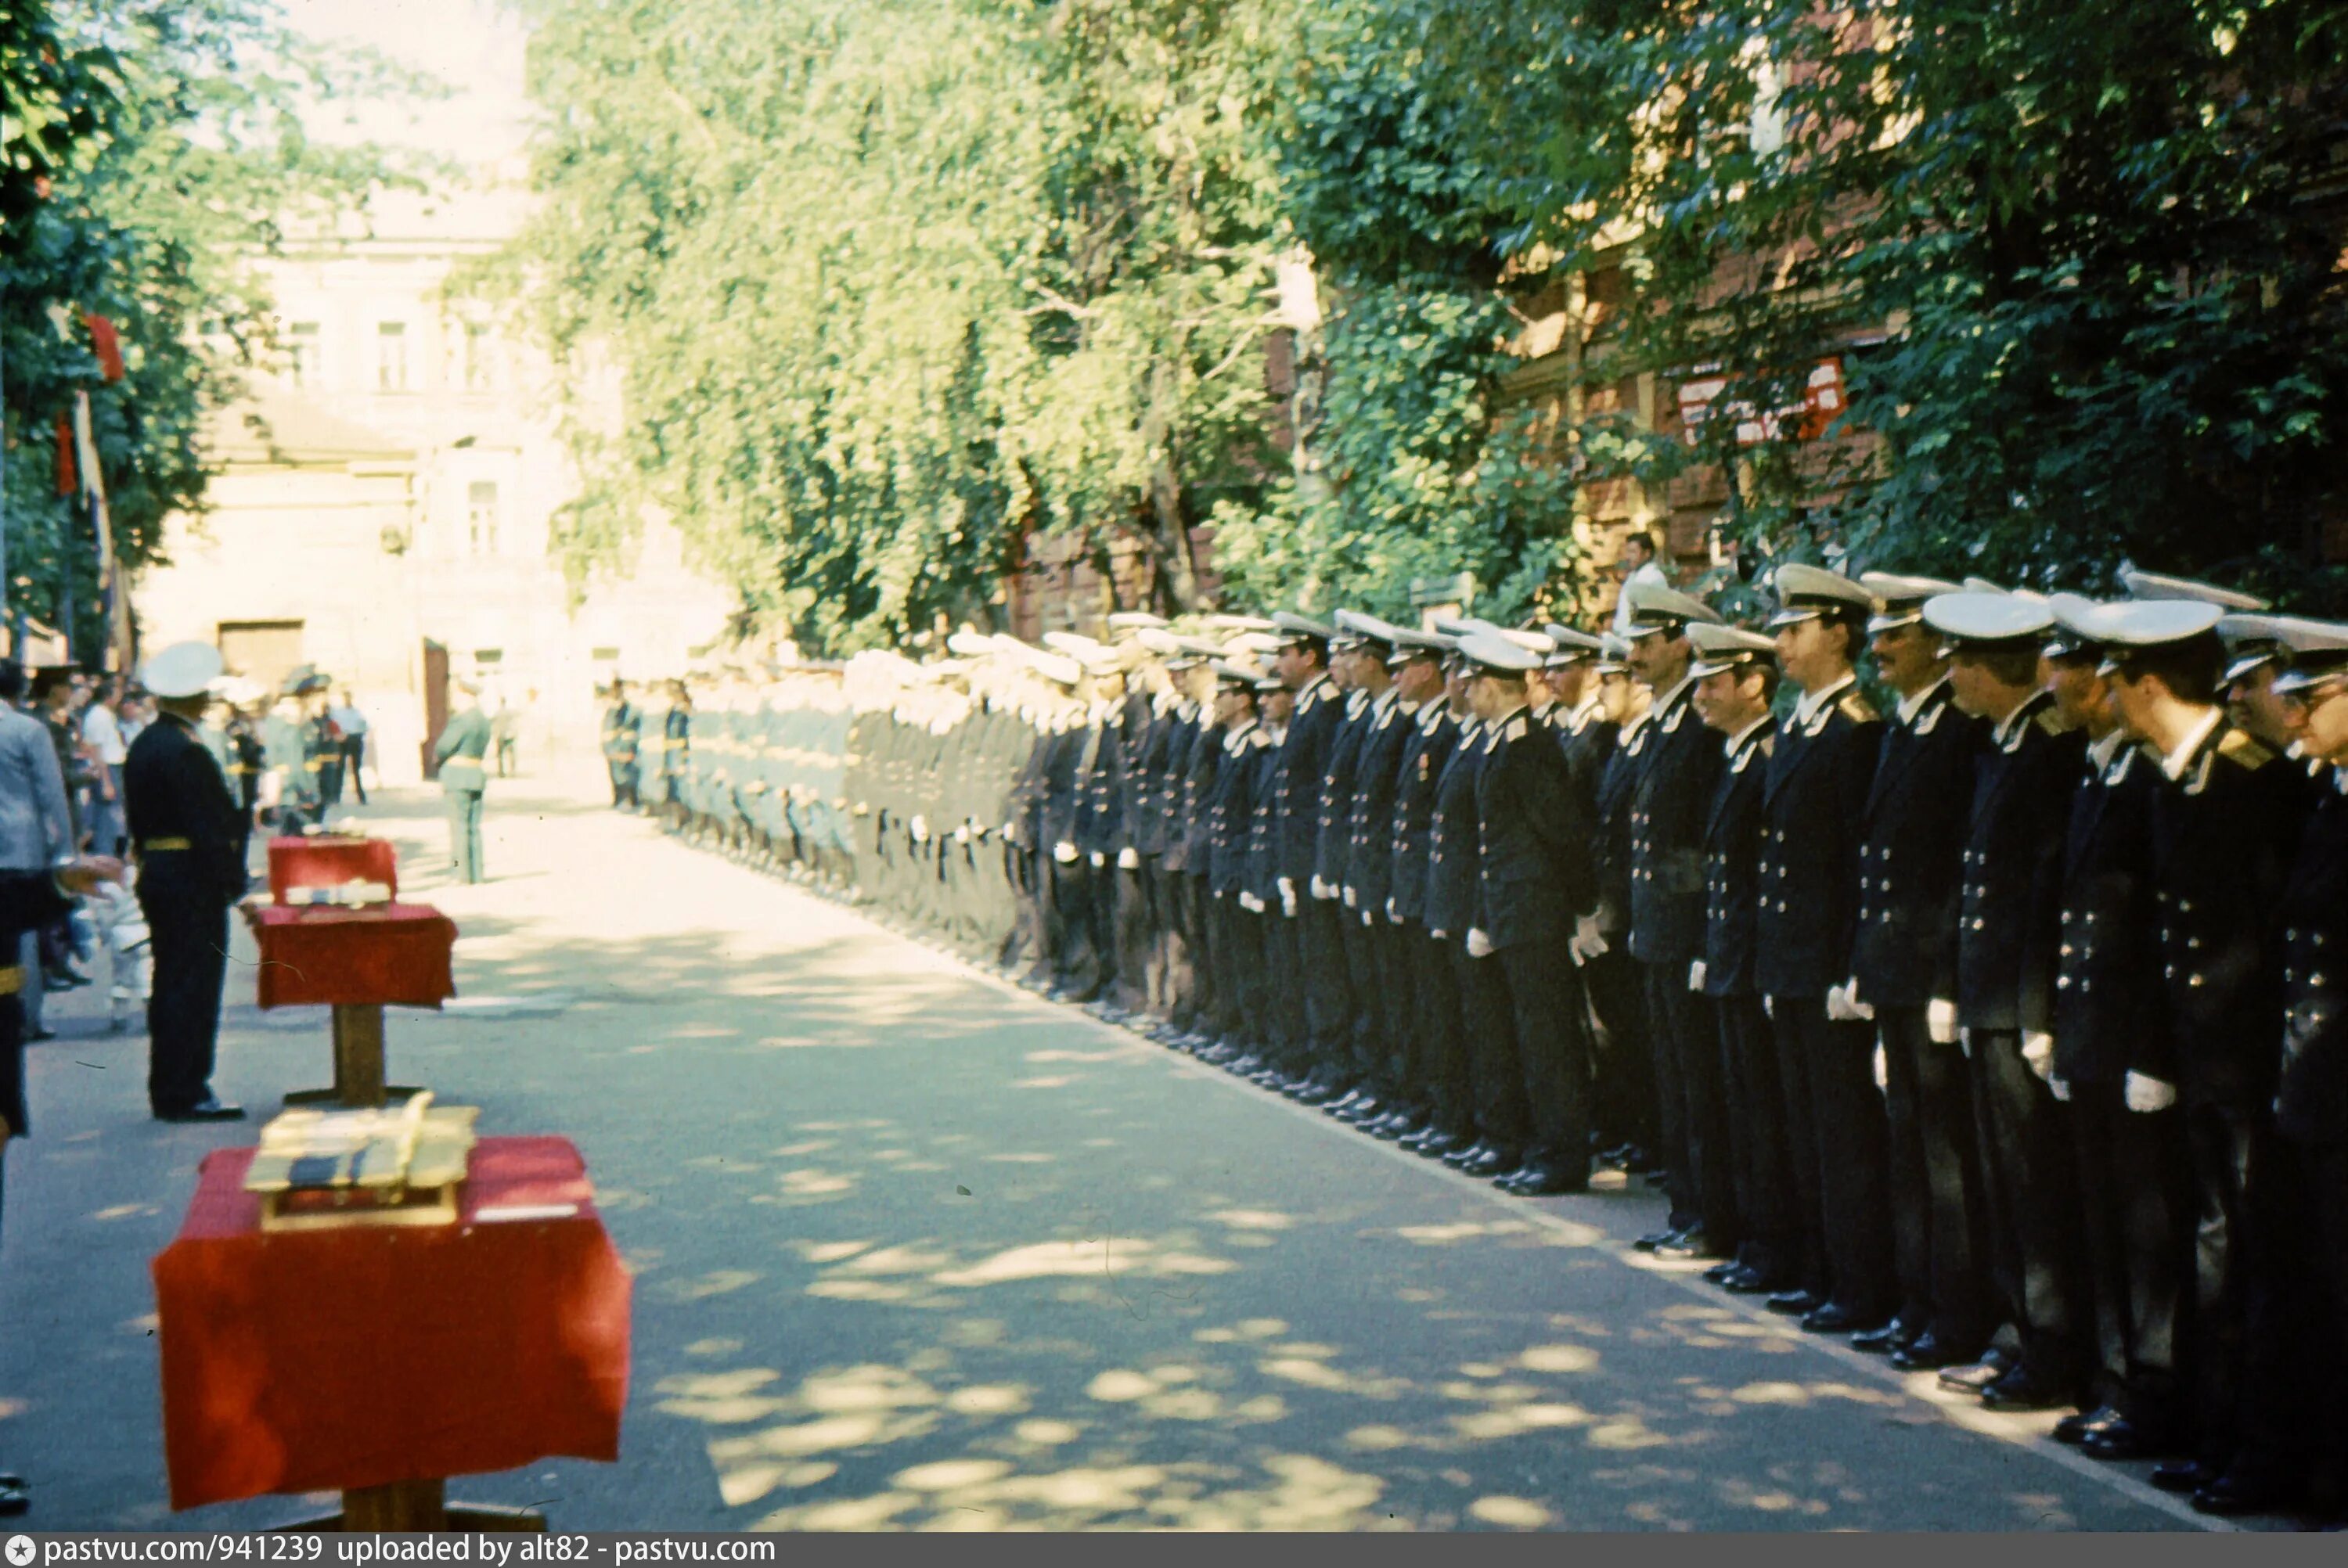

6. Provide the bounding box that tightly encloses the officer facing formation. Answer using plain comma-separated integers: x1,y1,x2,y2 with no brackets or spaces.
628,565,2348,1524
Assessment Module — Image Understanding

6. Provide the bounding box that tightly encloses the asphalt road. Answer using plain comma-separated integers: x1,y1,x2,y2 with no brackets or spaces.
0,768,2221,1530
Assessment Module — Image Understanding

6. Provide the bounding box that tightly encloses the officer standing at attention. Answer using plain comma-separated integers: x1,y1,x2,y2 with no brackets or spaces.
434,679,494,885
603,680,643,811
124,642,250,1123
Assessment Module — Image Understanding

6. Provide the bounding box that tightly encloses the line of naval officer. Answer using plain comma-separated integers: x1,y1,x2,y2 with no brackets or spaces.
639,579,2348,1522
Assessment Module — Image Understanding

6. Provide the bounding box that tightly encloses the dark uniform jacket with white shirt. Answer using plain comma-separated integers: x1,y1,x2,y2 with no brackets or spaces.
1626,679,1722,969
1953,691,2083,1035
1345,693,1415,916
1754,676,1882,998
1849,679,1978,1008
1700,718,1776,998
2050,734,2169,1087
2277,767,2348,1145
1423,717,1489,940
1472,707,1594,951
1386,705,1460,926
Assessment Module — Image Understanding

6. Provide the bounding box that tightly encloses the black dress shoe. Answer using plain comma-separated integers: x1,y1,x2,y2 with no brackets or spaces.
2192,1466,2302,1517
1633,1227,1680,1253
1499,1166,1589,1196
1938,1347,2015,1392
1460,1147,1518,1178
25,1026,55,1043
154,1098,246,1124
1720,1267,1781,1296
2081,1416,2184,1462
1801,1302,1884,1336
0,1473,23,1518
2149,1460,2217,1495
1442,1140,1493,1169
2053,1405,2124,1446
1979,1365,2076,1412
1335,1096,1385,1123
1849,1320,1916,1356
1653,1228,1718,1260
1890,1333,1974,1372
1702,1260,1741,1285
1766,1289,1822,1316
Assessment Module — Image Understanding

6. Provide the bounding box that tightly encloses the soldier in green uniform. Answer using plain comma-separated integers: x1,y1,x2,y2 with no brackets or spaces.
434,679,494,884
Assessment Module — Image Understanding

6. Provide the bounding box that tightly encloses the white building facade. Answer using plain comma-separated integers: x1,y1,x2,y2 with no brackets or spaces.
133,178,734,785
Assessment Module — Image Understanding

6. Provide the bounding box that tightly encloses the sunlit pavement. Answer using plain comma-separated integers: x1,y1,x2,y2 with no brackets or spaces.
3,761,2217,1530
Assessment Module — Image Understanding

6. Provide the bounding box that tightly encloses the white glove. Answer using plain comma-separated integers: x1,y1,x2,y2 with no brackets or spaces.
1239,890,1265,913
1466,928,1494,958
1927,998,1958,1045
1278,879,1298,918
1003,822,1020,844
1574,913,1610,961
1687,959,1707,992
1053,840,1079,864
1116,847,1140,870
1872,1044,1889,1092
2022,1031,2055,1083
1763,994,1775,1019
2048,1075,2072,1102
1956,1027,1972,1059
1827,980,1876,1022
2124,1071,2178,1114
953,825,970,844
1089,851,1105,868
909,815,930,843
1309,874,1331,900
1429,928,1447,941
1342,886,1356,908
1385,897,1401,925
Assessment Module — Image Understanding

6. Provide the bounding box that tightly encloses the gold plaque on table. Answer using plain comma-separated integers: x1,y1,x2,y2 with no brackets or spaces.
245,1092,479,1232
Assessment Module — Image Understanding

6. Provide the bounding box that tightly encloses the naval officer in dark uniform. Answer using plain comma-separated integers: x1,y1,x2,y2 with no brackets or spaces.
123,642,250,1122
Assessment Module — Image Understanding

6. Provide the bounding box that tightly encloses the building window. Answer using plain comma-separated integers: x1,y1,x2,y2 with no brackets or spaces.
288,322,321,387
465,323,492,390
466,480,501,555
473,648,503,665
376,322,409,390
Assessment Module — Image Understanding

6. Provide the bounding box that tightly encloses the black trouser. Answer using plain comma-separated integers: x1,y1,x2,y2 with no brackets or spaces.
319,754,344,807
1453,943,1526,1155
1498,939,1591,1179
1410,926,1473,1138
1263,912,1309,1071
2070,1079,2193,1426
1166,872,1206,1033
1370,918,1419,1107
1339,905,1385,1088
141,865,229,1114
341,736,367,803
1301,898,1353,1082
2184,1102,2298,1473
608,761,639,808
1968,1027,2086,1385
1208,896,1256,1046
1718,994,1797,1284
1046,855,1104,999
1586,947,1658,1154
1648,961,1731,1238
1774,997,1895,1317
1111,860,1152,1015
1880,1005,1993,1350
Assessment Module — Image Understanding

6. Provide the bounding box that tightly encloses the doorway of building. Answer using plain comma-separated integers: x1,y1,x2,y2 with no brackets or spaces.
420,638,449,781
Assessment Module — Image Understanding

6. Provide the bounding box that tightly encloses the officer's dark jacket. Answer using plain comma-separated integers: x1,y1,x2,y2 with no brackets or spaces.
1472,708,1594,950
1273,675,1340,883
1344,692,1414,915
124,711,250,908
1849,679,1976,1007
1701,718,1775,998
1036,721,1089,851
2277,769,2348,1145
1424,716,1489,939
1171,716,1223,874
1755,676,1882,998
1131,703,1184,858
1243,723,1290,901
2145,714,2310,1108
1553,703,1615,843
1954,691,2083,1035
1311,690,1371,890
1627,679,1722,967
1387,705,1460,926
1590,716,1642,937
1075,711,1124,857
2051,736,2169,1085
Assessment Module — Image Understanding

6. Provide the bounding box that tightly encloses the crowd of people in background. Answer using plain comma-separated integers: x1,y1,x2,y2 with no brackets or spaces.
600,545,2348,1528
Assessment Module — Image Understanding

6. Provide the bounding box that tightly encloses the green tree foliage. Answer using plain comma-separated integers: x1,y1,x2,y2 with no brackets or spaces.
2,0,430,653
494,0,1303,653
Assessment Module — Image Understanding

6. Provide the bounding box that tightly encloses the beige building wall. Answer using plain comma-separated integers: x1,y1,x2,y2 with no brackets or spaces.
132,175,735,785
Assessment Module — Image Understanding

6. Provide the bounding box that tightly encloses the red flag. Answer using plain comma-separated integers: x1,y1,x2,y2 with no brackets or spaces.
55,413,77,495
84,312,124,382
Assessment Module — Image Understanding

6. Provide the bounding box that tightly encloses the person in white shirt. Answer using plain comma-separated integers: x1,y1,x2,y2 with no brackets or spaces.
79,680,129,858
1609,530,1672,638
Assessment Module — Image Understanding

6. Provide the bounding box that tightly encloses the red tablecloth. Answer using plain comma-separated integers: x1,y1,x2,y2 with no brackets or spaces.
153,1137,631,1511
245,902,456,1009
268,836,400,904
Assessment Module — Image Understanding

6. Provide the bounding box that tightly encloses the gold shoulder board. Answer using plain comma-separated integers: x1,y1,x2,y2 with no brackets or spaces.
1837,692,1879,725
2217,728,2276,769
1506,716,1529,742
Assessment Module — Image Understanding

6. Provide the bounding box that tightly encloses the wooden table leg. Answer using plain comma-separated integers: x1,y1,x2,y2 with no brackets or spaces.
331,1003,386,1108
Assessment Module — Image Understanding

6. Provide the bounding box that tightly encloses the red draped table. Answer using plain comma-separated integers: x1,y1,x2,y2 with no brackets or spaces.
153,1136,631,1529
243,902,456,1107
267,836,401,904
